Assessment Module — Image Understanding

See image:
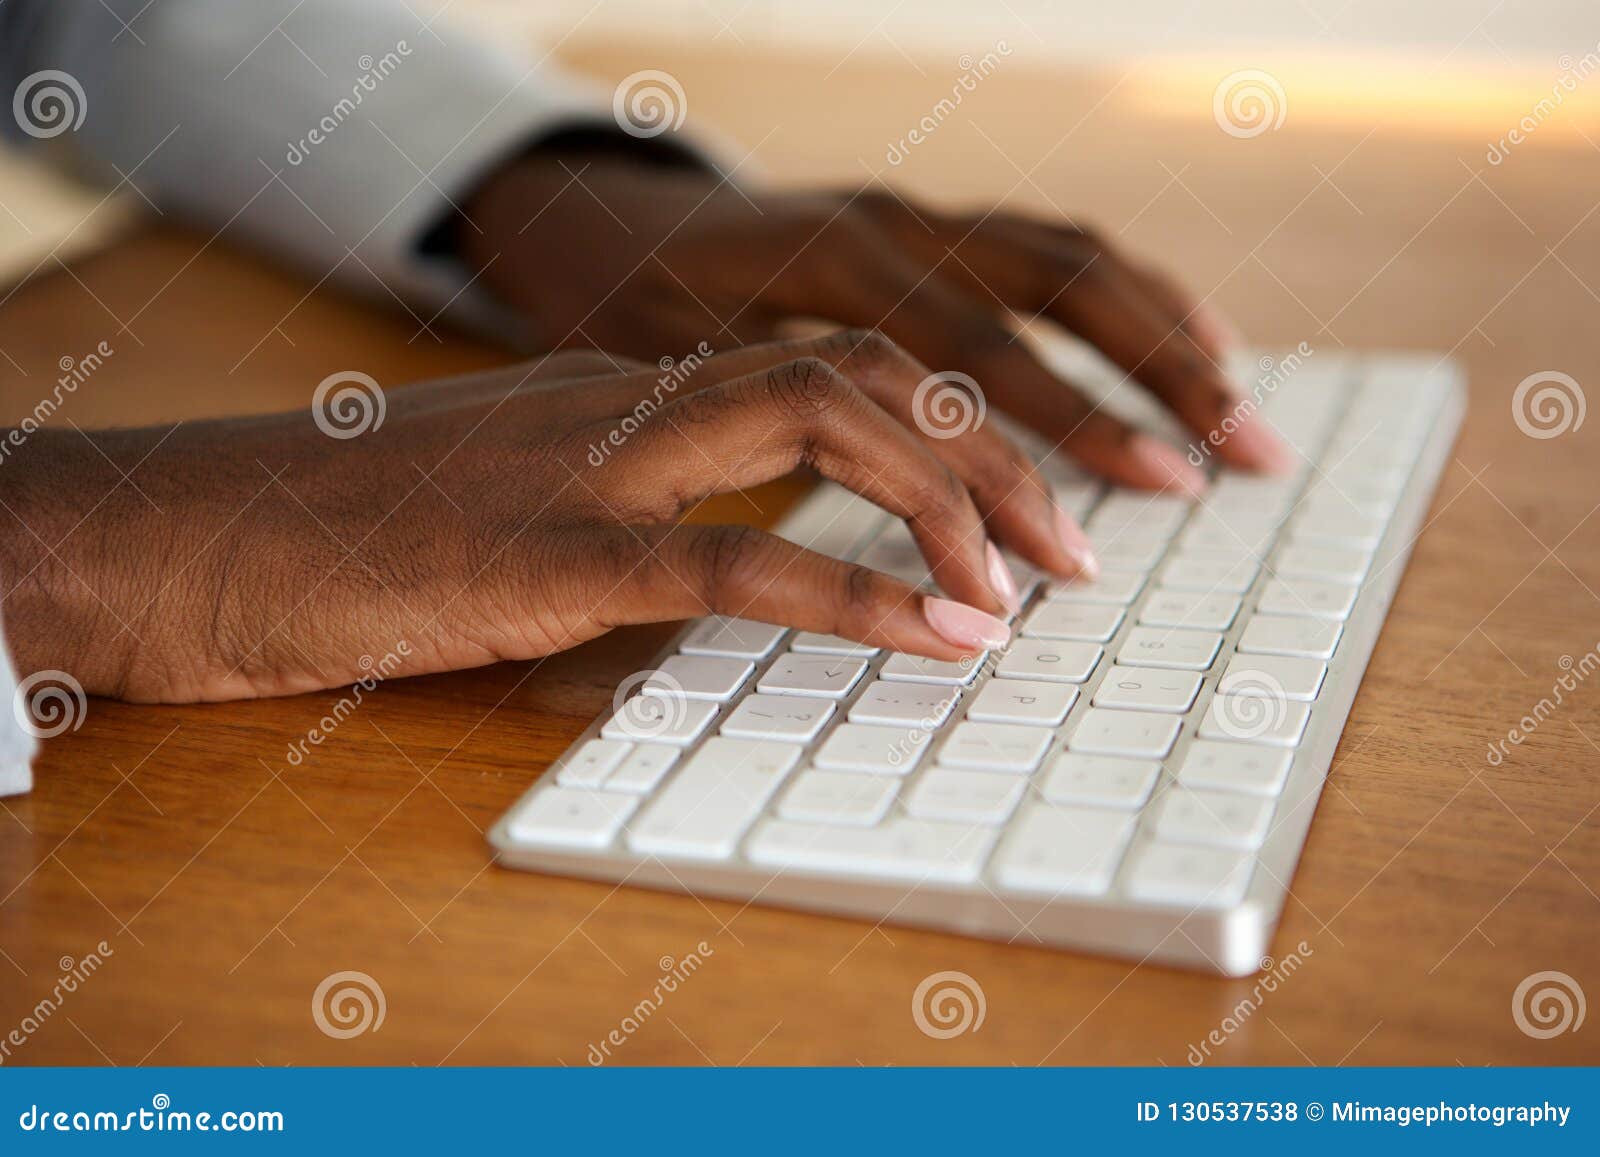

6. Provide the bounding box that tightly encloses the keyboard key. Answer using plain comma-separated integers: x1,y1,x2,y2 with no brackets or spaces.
604,744,680,794
721,694,834,742
1091,666,1202,713
629,738,800,859
1086,492,1192,539
510,787,638,849
1039,753,1160,809
1178,741,1293,796
778,770,898,826
1090,536,1168,571
1158,553,1260,594
1288,507,1386,549
993,805,1136,896
1199,695,1312,747
680,616,786,659
906,767,1027,824
603,696,719,745
757,653,868,699
1272,544,1371,583
1237,613,1343,659
1117,626,1223,671
1139,588,1241,631
1068,708,1181,758
646,655,753,701
1021,602,1124,642
1046,569,1146,605
1258,577,1359,620
746,817,1000,884
1152,789,1275,850
966,678,1078,726
995,638,1102,683
853,528,929,583
1219,655,1327,702
814,723,929,774
791,633,880,657
849,681,961,728
1125,842,1255,908
553,739,631,788
880,653,983,686
937,721,1053,773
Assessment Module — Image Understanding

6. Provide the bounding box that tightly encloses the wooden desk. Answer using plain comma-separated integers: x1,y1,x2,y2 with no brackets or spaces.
2,41,1597,1066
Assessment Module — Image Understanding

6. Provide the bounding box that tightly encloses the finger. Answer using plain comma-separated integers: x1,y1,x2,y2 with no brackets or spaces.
613,329,1095,579
583,523,1011,661
789,226,1207,495
1123,259,1242,365
854,201,1288,474
596,356,1017,614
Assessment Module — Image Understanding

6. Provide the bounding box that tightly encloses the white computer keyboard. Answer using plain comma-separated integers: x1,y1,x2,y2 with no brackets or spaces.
489,347,1465,975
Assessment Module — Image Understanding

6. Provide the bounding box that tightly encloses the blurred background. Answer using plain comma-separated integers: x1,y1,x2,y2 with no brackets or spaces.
4,0,1597,281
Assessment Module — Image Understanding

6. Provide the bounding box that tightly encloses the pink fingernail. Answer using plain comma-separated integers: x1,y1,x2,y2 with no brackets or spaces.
985,541,1021,614
1053,505,1099,578
923,597,1011,651
1129,433,1209,497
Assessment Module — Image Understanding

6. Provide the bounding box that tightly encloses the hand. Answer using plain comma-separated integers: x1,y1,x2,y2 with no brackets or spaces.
0,333,1080,703
458,146,1291,494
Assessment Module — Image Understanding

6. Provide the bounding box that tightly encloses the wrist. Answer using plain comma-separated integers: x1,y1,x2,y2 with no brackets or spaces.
0,429,209,700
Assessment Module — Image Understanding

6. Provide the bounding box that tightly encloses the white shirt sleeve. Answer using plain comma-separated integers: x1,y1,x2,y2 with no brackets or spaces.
3,0,706,317
0,612,38,797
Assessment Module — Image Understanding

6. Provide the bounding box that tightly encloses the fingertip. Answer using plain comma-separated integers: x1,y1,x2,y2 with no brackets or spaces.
1217,416,1299,475
1052,504,1100,580
1190,300,1245,358
1126,433,1209,498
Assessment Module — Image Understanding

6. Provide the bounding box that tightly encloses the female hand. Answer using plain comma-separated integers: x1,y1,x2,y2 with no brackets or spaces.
0,331,1083,702
458,149,1291,492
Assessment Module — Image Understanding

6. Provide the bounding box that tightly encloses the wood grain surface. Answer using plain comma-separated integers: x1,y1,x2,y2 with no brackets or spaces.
0,40,1596,1066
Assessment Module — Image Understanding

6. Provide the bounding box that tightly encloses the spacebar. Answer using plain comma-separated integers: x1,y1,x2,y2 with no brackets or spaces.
746,818,998,884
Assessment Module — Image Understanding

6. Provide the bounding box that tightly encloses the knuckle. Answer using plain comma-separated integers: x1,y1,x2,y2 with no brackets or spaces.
907,464,971,524
689,525,769,611
840,563,889,620
766,357,853,419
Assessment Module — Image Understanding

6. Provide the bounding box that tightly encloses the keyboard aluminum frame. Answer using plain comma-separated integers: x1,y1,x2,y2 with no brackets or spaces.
489,356,1466,977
